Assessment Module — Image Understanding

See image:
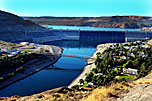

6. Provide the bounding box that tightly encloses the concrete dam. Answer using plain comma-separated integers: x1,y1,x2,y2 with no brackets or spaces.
0,29,152,43
80,30,125,43
80,30,152,43
50,29,152,43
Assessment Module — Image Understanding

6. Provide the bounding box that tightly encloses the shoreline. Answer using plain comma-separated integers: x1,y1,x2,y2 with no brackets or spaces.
68,43,114,88
0,46,63,90
0,43,113,97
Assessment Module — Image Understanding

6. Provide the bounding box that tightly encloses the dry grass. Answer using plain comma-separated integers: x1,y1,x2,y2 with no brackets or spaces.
130,78,152,86
2,74,152,101
81,78,152,101
147,39,152,46
81,83,125,101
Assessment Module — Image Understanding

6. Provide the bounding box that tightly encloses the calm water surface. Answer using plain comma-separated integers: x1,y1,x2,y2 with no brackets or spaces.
0,40,97,97
0,25,127,97
43,25,139,31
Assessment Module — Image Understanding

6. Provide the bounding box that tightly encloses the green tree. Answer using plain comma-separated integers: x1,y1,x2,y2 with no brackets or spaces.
79,79,84,84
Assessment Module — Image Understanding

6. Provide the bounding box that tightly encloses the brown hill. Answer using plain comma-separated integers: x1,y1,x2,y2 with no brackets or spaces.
0,10,49,42
24,16,152,28
0,10,45,31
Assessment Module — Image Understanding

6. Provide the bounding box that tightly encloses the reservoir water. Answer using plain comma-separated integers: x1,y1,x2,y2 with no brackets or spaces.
43,25,139,31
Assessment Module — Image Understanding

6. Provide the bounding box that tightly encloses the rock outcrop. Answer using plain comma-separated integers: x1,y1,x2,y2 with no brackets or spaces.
118,73,152,101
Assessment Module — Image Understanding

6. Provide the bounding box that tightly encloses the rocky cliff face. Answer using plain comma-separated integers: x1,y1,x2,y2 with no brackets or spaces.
0,10,56,43
24,16,152,29
0,10,45,31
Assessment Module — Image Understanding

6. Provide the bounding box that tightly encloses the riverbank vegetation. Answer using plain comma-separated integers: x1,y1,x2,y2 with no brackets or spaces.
1,40,152,101
72,40,152,91
0,41,55,84
0,52,43,83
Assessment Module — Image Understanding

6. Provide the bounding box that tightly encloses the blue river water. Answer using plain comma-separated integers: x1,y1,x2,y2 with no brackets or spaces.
0,40,97,97
0,25,134,97
43,25,139,31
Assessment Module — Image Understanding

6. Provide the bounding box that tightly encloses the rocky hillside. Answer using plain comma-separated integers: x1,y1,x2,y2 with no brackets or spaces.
24,16,152,28
0,10,55,43
0,10,45,31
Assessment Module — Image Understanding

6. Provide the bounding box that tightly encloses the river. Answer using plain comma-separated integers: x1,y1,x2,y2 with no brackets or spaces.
0,40,97,97
0,26,137,97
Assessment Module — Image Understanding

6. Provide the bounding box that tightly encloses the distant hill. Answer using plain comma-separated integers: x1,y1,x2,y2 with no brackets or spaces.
0,10,45,31
23,16,152,29
0,10,51,42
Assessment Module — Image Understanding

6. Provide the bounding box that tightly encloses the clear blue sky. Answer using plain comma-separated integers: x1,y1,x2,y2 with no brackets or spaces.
0,0,151,17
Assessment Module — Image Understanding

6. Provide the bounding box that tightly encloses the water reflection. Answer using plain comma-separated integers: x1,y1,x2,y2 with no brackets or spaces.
0,40,96,97
43,40,98,48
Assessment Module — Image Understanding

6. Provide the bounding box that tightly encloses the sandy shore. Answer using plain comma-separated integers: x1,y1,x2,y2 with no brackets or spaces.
147,40,152,46
68,43,114,88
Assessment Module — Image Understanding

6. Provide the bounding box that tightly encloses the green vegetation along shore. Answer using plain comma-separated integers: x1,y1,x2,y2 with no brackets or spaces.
1,39,152,101
73,40,152,90
0,41,62,89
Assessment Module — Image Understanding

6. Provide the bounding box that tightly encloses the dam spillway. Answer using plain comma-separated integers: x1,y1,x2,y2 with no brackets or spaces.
80,30,125,43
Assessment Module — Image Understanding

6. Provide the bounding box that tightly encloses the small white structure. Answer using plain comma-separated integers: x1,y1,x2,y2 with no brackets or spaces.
122,56,127,59
131,53,135,57
124,46,130,50
11,52,18,56
96,73,103,76
123,68,139,75
29,43,36,46
37,47,43,51
136,41,142,44
20,42,29,45
88,82,94,87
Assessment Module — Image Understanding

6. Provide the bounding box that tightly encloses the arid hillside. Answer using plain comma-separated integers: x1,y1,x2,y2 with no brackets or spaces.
0,10,52,42
0,10,45,31
24,16,152,28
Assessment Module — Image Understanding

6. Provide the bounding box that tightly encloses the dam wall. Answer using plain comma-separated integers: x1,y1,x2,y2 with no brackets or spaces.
0,30,56,43
51,30,152,43
1,29,152,43
52,29,80,40
80,31,125,43
125,31,152,42
32,29,80,43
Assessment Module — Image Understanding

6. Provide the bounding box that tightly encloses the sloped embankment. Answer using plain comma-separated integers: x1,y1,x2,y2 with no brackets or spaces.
2,72,152,101
80,73,152,101
0,10,44,31
0,10,56,43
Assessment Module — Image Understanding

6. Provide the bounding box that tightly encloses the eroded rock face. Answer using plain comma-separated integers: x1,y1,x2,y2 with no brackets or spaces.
0,10,52,43
118,84,152,101
118,73,152,101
